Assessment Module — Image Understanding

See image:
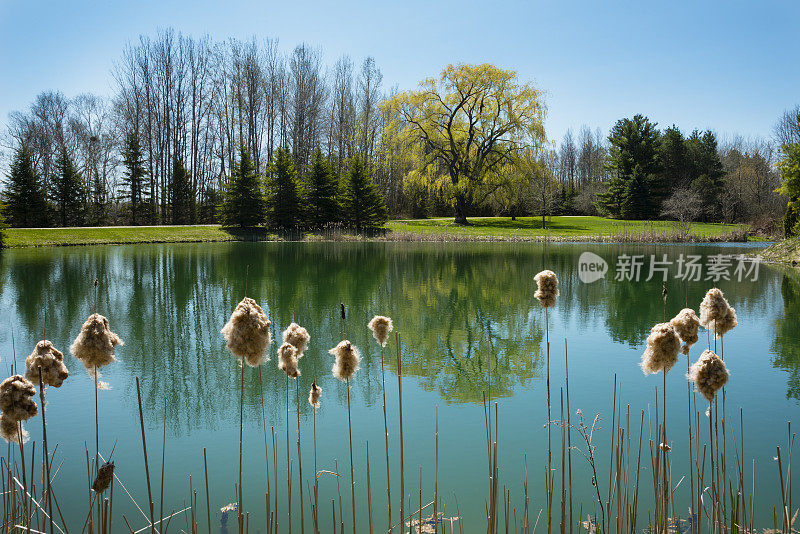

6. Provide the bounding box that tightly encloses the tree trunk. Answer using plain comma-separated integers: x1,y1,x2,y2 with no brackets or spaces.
453,193,468,225
541,212,546,229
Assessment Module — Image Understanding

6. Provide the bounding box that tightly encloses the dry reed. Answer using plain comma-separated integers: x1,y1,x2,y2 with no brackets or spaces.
640,322,681,375
221,297,272,367
534,270,559,308
70,313,124,375
279,343,301,378
283,323,311,355
688,349,729,403
308,382,322,409
367,316,393,347
25,340,69,387
329,341,361,382
670,308,700,355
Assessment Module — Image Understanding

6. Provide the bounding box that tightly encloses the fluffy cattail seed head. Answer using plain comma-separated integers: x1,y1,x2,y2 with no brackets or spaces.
70,313,124,374
0,375,38,422
92,461,115,493
282,323,310,355
711,306,738,339
26,340,69,387
278,342,300,378
0,414,29,444
221,298,272,367
330,340,361,382
368,316,393,347
688,349,729,403
308,382,322,410
640,322,681,375
699,288,730,328
670,308,700,355
534,270,559,308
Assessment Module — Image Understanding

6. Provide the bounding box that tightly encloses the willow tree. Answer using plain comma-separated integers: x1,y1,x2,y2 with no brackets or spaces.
383,64,546,224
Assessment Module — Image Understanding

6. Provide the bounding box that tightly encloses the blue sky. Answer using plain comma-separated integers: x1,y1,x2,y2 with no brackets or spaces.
1,0,797,144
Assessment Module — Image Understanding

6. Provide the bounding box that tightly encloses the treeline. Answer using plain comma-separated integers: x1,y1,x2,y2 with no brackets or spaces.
1,29,399,228
547,117,786,228
0,27,794,231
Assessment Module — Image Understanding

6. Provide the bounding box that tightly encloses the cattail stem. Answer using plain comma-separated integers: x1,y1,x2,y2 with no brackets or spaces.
346,381,356,534
396,333,405,532
297,378,305,534
37,369,53,534
380,345,392,530
257,368,272,532
238,362,245,534
135,377,155,534
286,376,292,534
203,448,211,534
545,306,552,534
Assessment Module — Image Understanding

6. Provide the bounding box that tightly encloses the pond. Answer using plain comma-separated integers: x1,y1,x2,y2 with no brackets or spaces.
0,241,796,532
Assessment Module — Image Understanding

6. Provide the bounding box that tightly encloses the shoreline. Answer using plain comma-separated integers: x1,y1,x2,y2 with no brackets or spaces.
0,217,757,249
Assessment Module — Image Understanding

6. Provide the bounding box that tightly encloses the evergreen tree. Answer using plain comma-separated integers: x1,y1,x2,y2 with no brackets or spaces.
266,147,300,229
171,157,194,224
90,170,108,226
219,145,266,228
51,147,87,226
304,148,339,227
596,115,661,218
777,142,800,237
685,130,725,221
121,132,149,225
1,144,49,227
658,125,688,192
341,155,388,231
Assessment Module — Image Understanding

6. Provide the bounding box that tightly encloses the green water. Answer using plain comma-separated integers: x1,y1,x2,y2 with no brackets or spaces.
0,241,797,532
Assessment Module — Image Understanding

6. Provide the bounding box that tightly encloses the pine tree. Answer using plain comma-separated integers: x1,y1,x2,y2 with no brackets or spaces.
304,148,339,228
51,147,87,227
171,157,194,224
121,132,149,225
219,145,266,228
341,155,388,231
778,142,800,237
686,130,725,221
1,144,49,227
90,170,108,226
266,147,300,229
596,115,661,218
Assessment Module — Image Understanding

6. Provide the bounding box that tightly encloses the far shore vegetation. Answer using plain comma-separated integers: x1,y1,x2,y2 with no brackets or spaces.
2,216,749,248
0,30,798,252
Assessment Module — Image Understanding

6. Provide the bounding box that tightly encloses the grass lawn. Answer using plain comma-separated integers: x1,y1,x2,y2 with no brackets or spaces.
386,216,747,240
2,216,749,247
3,225,236,247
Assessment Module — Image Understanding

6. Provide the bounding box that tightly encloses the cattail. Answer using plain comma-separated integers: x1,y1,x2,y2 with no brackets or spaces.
670,309,700,355
282,322,310,355
688,349,729,403
0,375,38,422
308,382,322,409
329,340,361,382
70,313,124,374
699,288,730,328
640,322,681,375
711,306,738,339
278,342,300,378
0,414,28,444
25,340,69,387
221,297,272,367
534,270,559,308
92,461,115,493
368,316,393,347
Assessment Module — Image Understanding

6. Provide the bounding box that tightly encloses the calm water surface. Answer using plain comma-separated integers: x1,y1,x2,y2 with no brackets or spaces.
0,241,797,532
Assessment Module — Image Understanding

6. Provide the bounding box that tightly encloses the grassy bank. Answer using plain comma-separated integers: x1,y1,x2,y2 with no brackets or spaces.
386,216,748,241
2,216,749,248
761,236,800,264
